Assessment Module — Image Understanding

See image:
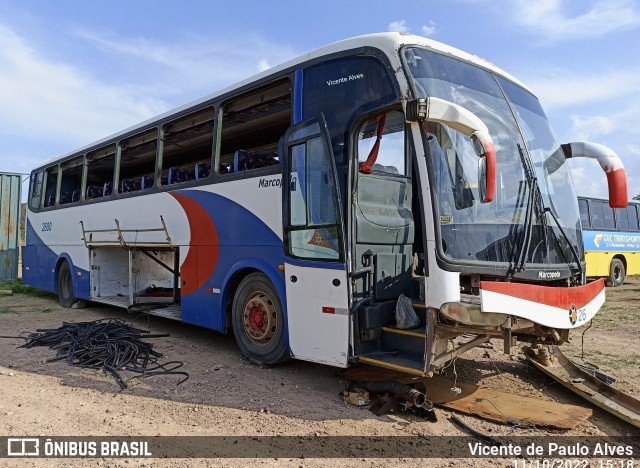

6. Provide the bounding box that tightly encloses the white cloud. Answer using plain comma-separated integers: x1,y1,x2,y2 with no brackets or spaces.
74,29,298,96
511,0,640,44
527,69,640,110
0,23,299,174
0,25,167,146
421,21,437,36
388,20,409,33
567,115,615,141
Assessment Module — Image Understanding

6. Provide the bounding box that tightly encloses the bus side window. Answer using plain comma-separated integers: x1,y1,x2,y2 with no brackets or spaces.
615,207,629,230
86,145,116,200
602,202,615,230
120,129,157,192
43,166,59,207
60,156,84,204
218,79,290,174
162,108,215,185
590,201,604,229
578,199,590,228
29,171,44,210
625,204,638,231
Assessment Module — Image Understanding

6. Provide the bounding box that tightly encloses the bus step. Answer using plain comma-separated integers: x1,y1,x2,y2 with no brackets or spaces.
381,326,426,338
381,326,426,358
357,353,426,376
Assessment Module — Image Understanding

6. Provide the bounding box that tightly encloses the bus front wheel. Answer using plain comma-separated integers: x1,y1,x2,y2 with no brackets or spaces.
232,273,289,365
608,258,626,287
57,261,78,308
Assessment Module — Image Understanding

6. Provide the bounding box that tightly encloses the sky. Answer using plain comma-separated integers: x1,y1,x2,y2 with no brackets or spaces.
1,0,638,200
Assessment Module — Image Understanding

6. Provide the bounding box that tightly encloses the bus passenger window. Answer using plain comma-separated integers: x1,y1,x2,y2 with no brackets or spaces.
162,107,214,185
43,166,59,207
616,207,629,230
120,129,157,192
218,79,291,174
603,203,615,230
86,145,116,200
590,202,604,229
60,157,84,204
28,171,44,210
578,199,590,228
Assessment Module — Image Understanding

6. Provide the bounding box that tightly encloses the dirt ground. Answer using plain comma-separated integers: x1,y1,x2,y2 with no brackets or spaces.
0,278,638,467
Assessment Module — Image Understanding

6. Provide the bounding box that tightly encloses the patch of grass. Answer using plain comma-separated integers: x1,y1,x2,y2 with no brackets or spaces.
40,308,53,314
0,306,15,314
0,279,54,297
598,305,635,322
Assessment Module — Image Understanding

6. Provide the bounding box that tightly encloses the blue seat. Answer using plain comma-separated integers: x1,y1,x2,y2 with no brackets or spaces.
141,174,154,190
121,178,141,193
45,194,55,207
59,191,71,204
103,182,113,197
86,185,102,199
71,189,80,202
196,162,211,179
168,167,184,184
234,150,279,172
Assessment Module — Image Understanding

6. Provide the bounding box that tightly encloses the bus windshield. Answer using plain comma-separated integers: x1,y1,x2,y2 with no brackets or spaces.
404,47,582,270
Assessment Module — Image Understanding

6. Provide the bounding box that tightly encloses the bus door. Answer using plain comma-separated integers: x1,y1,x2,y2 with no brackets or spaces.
282,115,350,366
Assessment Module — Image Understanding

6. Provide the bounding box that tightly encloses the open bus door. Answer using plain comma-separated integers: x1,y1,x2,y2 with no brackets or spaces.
282,115,350,366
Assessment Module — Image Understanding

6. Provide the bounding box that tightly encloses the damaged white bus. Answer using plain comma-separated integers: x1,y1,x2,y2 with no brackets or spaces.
23,33,628,375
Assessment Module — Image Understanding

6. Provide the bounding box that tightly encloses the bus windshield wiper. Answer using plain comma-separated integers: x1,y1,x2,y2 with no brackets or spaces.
544,206,584,278
507,144,549,278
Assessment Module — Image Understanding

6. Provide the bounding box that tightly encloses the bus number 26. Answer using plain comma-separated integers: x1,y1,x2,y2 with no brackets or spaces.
42,222,53,232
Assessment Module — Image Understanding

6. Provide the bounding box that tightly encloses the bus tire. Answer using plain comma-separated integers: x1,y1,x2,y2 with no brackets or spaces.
57,261,78,308
232,273,289,365
608,258,625,287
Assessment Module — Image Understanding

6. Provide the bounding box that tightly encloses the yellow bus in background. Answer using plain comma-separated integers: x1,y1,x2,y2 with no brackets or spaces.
578,196,640,286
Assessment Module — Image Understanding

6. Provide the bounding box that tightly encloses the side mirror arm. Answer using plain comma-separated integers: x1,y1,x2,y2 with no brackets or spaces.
407,97,496,203
561,142,628,208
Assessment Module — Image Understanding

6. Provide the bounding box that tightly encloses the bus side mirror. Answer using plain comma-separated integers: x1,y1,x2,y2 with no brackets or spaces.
408,97,496,203
471,131,496,203
561,142,628,208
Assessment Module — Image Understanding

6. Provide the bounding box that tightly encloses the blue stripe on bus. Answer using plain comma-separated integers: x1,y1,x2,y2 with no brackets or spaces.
583,230,640,251
22,219,90,299
293,68,304,124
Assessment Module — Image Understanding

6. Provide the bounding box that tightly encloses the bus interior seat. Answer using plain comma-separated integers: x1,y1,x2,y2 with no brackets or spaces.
141,174,154,190
168,167,183,184
234,150,279,172
86,185,102,199
196,162,211,179
71,189,80,203
59,191,72,205
168,167,195,184
121,178,141,193
45,194,55,207
103,182,113,197
219,164,231,174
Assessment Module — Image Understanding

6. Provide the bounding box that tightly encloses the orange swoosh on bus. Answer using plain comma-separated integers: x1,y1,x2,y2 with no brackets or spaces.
170,192,219,296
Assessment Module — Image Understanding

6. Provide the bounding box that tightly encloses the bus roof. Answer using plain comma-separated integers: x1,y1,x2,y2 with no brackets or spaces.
40,32,530,168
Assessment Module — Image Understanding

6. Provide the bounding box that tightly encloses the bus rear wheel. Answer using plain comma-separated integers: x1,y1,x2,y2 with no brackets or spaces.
57,261,78,308
232,273,289,365
608,258,626,287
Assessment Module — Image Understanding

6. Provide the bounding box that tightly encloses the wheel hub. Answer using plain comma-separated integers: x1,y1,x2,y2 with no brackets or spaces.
242,291,277,346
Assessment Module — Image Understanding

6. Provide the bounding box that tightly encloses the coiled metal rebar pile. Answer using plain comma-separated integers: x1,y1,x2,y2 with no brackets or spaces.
20,318,188,389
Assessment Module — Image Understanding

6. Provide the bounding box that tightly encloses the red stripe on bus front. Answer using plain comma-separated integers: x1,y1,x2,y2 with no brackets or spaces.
480,279,604,310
